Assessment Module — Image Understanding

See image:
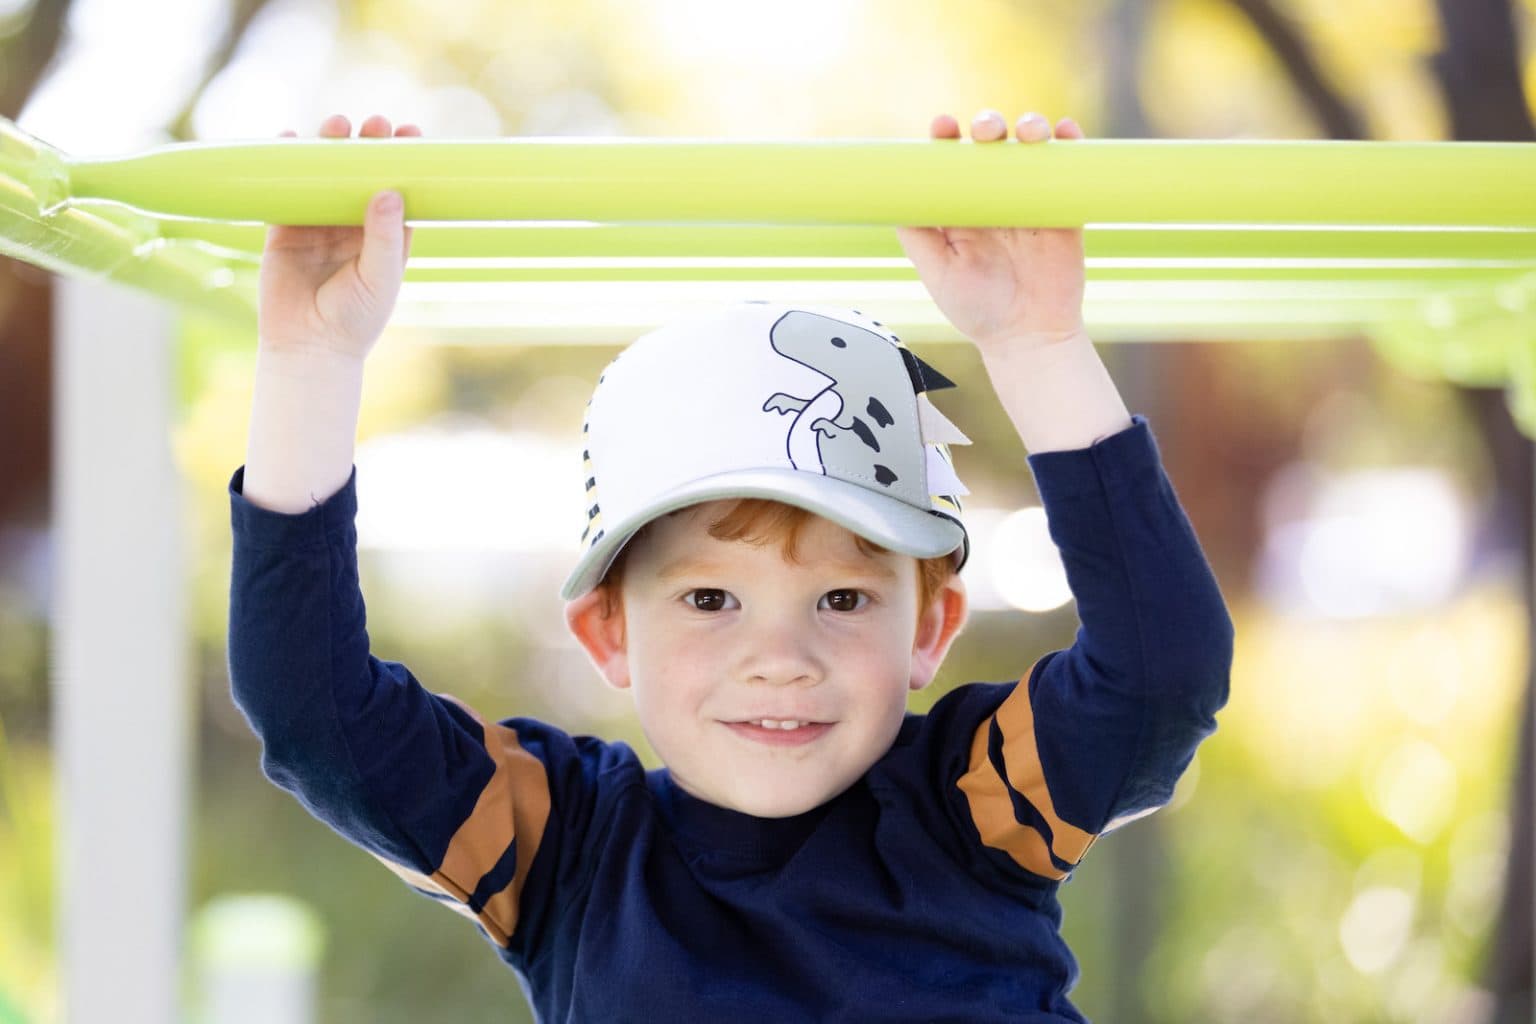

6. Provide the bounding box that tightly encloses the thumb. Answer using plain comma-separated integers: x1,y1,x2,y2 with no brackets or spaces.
357,190,405,300
895,225,951,269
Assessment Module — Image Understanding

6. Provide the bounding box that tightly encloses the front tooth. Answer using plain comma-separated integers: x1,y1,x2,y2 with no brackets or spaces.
758,719,802,730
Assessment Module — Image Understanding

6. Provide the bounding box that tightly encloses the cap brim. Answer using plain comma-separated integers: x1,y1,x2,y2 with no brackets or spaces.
559,468,966,600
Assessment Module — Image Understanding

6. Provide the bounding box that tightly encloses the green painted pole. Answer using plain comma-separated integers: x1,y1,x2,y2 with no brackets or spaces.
60,137,1536,228
3,114,1534,342
170,221,1536,262
0,121,253,322
381,263,1536,286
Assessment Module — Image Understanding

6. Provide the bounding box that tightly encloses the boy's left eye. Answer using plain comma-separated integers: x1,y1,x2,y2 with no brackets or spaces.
684,589,738,612
820,589,867,612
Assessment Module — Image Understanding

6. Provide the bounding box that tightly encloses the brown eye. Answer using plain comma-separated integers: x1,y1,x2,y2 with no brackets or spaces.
821,589,866,612
685,589,735,612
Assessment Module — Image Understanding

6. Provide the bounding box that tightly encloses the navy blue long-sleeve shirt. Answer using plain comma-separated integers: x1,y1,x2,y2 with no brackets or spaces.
226,414,1233,1022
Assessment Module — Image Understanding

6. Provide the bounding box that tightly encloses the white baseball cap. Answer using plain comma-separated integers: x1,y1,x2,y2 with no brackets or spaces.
559,301,972,600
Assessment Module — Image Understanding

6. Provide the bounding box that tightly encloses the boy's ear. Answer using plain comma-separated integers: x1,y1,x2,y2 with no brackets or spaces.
910,574,969,692
564,587,632,690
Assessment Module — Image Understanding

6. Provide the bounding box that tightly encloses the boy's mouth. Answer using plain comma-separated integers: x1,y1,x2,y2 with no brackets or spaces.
724,721,835,746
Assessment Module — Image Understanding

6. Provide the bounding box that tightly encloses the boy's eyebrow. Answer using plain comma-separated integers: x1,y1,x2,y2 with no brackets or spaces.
656,557,898,582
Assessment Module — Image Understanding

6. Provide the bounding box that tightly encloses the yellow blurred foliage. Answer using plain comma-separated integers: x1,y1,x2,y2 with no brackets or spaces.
1225,584,1524,810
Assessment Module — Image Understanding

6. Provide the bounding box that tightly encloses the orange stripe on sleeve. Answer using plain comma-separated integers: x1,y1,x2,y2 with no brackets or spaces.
371,694,553,948
955,665,1097,881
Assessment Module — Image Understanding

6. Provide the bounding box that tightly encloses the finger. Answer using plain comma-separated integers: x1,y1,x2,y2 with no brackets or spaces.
1015,112,1051,143
389,125,421,262
359,189,405,299
266,130,303,232
895,225,951,266
358,113,393,137
970,109,1007,142
930,114,961,140
1055,116,1085,140
319,113,350,138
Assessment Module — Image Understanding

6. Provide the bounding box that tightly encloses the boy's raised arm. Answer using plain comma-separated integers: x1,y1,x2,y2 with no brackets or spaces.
242,345,366,513
901,109,1233,883
895,111,1132,454
226,114,604,960
973,326,1133,454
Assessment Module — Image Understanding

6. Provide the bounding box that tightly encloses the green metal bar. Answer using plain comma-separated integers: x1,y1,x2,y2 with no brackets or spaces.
207,260,1525,327
392,317,1401,346
167,221,1536,262
3,113,1535,347
19,126,1526,461
380,262,1536,284
59,137,1536,227
168,247,1536,307
0,147,253,324
385,278,1445,328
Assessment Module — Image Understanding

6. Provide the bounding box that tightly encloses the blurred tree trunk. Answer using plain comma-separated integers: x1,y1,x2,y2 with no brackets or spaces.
0,0,72,530
1431,3,1536,1020
1465,384,1536,1024
1098,4,1165,1023
1226,0,1535,1017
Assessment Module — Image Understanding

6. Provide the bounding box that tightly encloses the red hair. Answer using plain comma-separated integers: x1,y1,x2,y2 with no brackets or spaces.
593,498,957,624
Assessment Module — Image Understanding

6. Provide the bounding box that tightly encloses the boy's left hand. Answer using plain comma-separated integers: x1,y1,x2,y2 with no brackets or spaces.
896,110,1087,351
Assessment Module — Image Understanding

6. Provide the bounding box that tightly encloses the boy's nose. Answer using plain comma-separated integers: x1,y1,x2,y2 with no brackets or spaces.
737,618,825,685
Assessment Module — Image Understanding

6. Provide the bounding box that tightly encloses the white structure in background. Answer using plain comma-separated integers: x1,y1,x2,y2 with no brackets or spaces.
1256,463,1472,618
192,894,324,1024
962,506,1074,614
351,424,587,618
25,5,234,1019
52,276,188,1023
355,421,583,557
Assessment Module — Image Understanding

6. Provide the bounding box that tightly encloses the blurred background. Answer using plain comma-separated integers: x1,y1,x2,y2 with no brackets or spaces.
1,0,1534,1021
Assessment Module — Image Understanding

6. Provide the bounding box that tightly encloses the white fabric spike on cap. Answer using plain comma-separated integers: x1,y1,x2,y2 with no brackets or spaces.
925,446,969,497
917,393,971,446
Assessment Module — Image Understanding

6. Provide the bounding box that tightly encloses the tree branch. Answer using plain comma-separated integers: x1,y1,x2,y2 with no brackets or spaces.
1431,0,1535,140
0,0,72,120
164,0,280,141
1225,0,1367,139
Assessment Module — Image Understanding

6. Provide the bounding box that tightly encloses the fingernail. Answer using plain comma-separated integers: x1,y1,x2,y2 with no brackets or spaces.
376,191,401,214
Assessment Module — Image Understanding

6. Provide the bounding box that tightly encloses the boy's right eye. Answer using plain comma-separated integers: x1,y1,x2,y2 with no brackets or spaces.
684,589,738,612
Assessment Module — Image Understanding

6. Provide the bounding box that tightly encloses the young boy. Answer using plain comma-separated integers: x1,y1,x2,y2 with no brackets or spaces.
228,109,1233,1022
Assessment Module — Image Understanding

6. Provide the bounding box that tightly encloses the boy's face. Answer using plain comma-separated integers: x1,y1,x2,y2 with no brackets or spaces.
565,500,967,818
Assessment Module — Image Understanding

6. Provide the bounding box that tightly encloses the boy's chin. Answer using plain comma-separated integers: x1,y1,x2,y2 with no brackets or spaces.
726,779,849,819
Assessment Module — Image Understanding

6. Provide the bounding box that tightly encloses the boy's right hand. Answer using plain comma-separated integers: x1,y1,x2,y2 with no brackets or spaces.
257,113,419,360
895,110,1087,352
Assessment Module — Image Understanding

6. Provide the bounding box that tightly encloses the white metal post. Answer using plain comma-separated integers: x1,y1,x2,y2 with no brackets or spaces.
50,274,188,1022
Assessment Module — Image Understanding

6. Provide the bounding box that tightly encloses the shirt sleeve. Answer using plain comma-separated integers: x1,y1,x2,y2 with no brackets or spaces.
225,463,629,960
953,415,1234,882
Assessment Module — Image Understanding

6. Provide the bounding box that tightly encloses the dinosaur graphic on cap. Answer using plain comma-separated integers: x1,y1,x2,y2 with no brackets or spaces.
761,310,953,506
